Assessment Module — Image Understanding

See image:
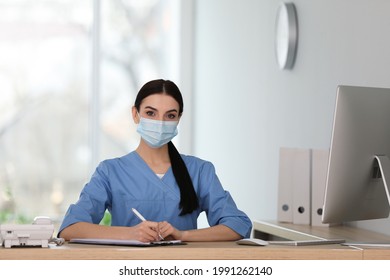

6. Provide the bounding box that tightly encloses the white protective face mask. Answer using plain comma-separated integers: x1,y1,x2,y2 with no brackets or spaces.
136,116,178,148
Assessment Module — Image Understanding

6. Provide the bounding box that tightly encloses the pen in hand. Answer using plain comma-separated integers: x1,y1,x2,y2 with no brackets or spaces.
131,208,164,241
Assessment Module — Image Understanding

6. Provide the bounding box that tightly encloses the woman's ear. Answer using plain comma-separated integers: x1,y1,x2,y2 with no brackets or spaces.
177,113,182,124
131,106,140,124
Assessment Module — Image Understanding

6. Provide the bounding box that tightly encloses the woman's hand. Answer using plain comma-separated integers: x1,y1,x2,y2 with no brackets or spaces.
157,223,241,242
130,221,161,242
157,221,183,240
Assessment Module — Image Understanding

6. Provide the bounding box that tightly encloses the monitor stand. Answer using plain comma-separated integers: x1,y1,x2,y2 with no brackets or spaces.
374,155,390,205
345,155,390,247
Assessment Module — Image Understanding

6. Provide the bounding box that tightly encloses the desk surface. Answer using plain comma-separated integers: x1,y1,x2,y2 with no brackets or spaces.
2,221,390,260
0,241,361,260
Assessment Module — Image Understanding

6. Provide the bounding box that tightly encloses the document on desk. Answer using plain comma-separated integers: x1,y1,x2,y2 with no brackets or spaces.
69,238,185,247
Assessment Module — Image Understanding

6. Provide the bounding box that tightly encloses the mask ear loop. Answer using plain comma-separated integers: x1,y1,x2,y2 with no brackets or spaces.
136,111,142,124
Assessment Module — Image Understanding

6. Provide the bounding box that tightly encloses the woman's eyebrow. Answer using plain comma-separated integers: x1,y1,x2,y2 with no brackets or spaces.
144,106,178,113
166,109,178,113
144,106,157,111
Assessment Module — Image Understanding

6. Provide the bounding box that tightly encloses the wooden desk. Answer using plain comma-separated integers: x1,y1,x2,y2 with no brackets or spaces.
0,241,360,260
1,221,389,260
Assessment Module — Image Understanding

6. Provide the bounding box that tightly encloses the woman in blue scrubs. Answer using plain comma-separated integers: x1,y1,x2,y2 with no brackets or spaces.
58,79,252,242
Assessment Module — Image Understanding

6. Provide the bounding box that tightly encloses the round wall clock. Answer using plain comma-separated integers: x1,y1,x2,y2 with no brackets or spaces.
275,2,298,70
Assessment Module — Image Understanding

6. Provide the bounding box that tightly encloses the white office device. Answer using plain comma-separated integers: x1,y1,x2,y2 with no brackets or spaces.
0,216,55,248
322,85,390,224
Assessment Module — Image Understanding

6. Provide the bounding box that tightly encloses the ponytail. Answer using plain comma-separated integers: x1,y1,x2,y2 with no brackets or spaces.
168,141,199,215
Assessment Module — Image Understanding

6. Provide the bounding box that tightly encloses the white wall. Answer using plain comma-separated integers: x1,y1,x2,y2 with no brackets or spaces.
192,0,390,234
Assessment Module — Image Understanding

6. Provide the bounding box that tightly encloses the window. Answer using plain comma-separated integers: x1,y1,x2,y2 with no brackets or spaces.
0,0,181,226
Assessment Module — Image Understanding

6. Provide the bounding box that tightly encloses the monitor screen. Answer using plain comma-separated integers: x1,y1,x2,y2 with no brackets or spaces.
322,85,390,224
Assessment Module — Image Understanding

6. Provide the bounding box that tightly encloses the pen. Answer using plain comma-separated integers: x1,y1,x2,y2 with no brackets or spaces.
131,208,164,240
132,207,146,222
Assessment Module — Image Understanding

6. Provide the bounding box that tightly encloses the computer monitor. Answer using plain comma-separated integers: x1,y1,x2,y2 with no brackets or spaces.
322,85,390,224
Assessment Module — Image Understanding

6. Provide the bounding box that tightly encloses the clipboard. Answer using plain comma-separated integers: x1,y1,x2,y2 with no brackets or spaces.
69,238,186,247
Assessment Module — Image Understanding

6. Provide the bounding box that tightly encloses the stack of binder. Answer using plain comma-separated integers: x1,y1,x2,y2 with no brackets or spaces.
277,147,330,226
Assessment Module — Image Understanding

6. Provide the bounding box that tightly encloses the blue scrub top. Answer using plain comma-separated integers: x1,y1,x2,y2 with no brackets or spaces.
58,151,252,238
